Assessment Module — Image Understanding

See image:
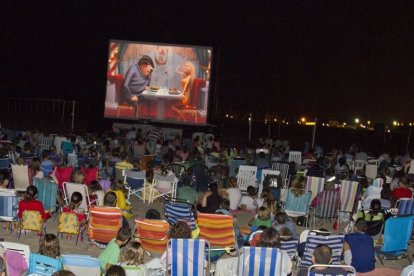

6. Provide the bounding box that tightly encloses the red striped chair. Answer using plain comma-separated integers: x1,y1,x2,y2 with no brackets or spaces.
87,206,122,247
134,218,170,255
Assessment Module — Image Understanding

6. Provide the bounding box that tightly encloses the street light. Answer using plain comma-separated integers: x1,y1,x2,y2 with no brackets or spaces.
301,117,306,123
355,118,360,124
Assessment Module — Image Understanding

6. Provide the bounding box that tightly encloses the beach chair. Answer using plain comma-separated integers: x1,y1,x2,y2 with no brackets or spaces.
300,233,345,267
63,182,90,212
60,254,101,276
230,158,246,177
52,166,73,190
169,162,187,179
197,213,237,250
33,177,58,212
306,176,325,201
372,178,384,188
307,264,356,276
280,239,299,262
29,253,62,275
87,206,122,247
365,164,378,180
124,169,146,202
237,165,257,193
338,180,359,229
396,198,414,216
353,160,366,175
80,166,98,185
310,190,340,230
258,169,280,195
166,239,211,276
376,215,414,265
164,197,196,229
39,135,54,155
283,189,312,226
288,151,302,165
11,164,30,192
149,173,177,204
57,211,82,244
237,246,286,276
272,162,290,187
18,210,46,239
0,189,18,233
0,241,31,267
134,218,170,255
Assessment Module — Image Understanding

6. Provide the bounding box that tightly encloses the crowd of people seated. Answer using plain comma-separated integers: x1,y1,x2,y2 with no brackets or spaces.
0,127,414,275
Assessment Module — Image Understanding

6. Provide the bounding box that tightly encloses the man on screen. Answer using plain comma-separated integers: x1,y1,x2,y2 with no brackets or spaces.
121,55,155,103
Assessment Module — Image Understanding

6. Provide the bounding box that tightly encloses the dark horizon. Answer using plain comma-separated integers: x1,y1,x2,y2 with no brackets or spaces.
2,1,414,127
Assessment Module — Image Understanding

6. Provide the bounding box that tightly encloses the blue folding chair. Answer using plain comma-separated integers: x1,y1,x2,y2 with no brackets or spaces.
0,158,10,171
167,239,210,276
0,189,18,233
300,233,345,267
124,169,146,202
280,239,299,262
33,177,58,211
40,163,54,177
237,246,285,276
396,199,414,217
164,197,196,229
376,215,414,265
29,253,62,275
60,254,101,275
283,189,312,227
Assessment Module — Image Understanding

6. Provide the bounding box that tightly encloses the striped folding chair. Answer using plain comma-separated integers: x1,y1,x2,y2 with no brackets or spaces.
164,197,196,229
39,135,54,155
0,189,18,233
11,164,30,192
288,151,302,165
134,218,170,255
338,180,359,229
167,239,210,276
237,165,258,193
29,253,62,275
306,176,325,201
311,190,340,230
87,206,122,247
300,233,345,268
396,198,414,217
33,178,58,212
307,264,356,275
283,189,312,227
280,239,299,262
237,246,285,276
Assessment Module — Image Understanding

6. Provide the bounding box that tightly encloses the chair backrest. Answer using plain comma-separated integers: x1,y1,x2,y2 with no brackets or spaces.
306,176,325,200
169,163,187,178
307,264,356,276
0,241,31,266
284,189,312,217
81,166,98,185
396,198,414,216
346,160,354,171
238,246,283,276
339,180,359,213
33,177,58,211
154,173,176,192
197,212,236,249
58,212,79,235
52,166,74,189
354,160,366,173
63,182,90,211
314,190,340,219
88,206,123,244
288,151,302,164
29,253,62,275
134,218,170,255
0,158,11,170
237,165,258,192
164,199,196,229
301,233,345,267
125,169,146,189
381,216,414,253
365,164,378,180
11,164,30,191
67,153,78,168
259,169,280,195
167,239,209,276
256,148,269,155
40,163,54,177
230,158,247,177
0,189,18,221
204,133,214,146
60,254,101,276
272,162,289,187
21,210,43,232
372,178,384,188
280,239,299,260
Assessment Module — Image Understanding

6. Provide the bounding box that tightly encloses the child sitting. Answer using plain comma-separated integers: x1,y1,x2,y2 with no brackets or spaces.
62,192,87,234
226,177,242,211
106,180,133,219
215,198,232,216
239,186,258,211
249,206,272,230
88,180,104,206
72,170,86,184
38,233,60,259
99,227,131,272
18,186,52,222
119,241,146,276
272,212,298,239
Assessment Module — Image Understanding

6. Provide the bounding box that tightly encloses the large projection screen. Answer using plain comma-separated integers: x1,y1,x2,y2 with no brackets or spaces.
104,40,212,126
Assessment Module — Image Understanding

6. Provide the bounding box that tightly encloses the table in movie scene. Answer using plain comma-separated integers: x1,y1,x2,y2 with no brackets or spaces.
142,86,184,120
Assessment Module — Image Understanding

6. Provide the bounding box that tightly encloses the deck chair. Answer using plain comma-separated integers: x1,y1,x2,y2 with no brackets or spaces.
39,135,54,155
187,164,210,192
307,264,356,275
353,160,366,175
283,189,312,226
209,165,229,187
60,254,101,276
29,253,62,275
164,197,196,229
0,242,30,274
18,210,46,239
87,206,122,246
169,163,187,179
63,182,90,212
338,180,359,229
396,198,414,216
258,169,280,195
272,162,290,187
134,218,170,255
33,178,58,211
57,212,81,244
237,165,257,193
311,190,340,230
67,153,78,168
80,166,98,185
237,246,286,276
280,239,299,262
40,163,54,177
300,233,345,267
288,151,302,165
230,158,246,177
149,173,177,204
376,215,414,265
52,166,73,190
365,164,378,180
167,239,211,276
306,176,325,201
197,213,237,251
0,189,18,233
0,158,11,170
124,169,146,202
11,164,30,192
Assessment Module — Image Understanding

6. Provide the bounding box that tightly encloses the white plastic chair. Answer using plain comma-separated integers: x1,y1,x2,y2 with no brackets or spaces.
63,182,90,212
237,165,257,193
354,160,366,174
272,162,290,188
365,164,378,180
288,151,302,165
346,160,355,172
11,164,30,192
149,173,177,204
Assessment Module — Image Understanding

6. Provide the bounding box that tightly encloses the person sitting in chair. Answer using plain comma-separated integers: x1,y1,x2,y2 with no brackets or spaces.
122,55,154,104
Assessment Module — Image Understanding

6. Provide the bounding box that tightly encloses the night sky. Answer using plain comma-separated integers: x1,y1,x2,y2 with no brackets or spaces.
2,1,414,125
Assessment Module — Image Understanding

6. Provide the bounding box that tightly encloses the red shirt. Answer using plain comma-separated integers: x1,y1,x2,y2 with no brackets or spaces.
18,199,50,220
62,207,87,223
392,187,413,201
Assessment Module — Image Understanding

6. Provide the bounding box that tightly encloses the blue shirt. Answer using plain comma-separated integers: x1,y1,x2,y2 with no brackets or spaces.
344,232,375,272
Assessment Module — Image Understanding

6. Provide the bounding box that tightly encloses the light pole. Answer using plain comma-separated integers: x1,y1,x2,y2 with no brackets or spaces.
248,113,252,141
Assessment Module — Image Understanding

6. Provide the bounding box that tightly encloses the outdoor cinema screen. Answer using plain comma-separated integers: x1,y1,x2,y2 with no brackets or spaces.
104,39,212,125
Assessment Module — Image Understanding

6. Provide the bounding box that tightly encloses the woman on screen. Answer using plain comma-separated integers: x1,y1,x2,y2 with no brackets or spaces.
176,61,195,106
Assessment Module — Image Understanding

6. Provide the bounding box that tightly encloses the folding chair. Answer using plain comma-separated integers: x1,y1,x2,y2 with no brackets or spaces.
395,198,414,216
187,164,210,192
39,135,54,156
283,189,312,227
124,169,146,202
280,239,299,263
63,182,90,212
307,264,356,275
237,246,286,276
0,158,11,171
209,165,229,187
338,180,359,230
134,218,170,255
57,212,82,244
258,169,280,195
197,213,237,251
169,162,187,179
11,164,30,192
52,166,73,190
230,158,246,177
149,173,177,204
306,176,325,201
237,165,258,193
87,206,123,247
18,210,46,239
0,189,18,233
376,215,414,265
288,151,302,165
80,166,98,185
167,239,211,276
353,160,366,175
272,162,290,187
0,241,31,267
300,233,345,267
29,253,62,275
365,164,378,180
33,177,58,211
60,254,101,276
67,153,78,168
164,197,196,229
346,160,354,172
310,190,340,230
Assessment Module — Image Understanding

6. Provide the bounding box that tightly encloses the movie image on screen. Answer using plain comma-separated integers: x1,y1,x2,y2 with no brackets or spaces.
104,40,212,125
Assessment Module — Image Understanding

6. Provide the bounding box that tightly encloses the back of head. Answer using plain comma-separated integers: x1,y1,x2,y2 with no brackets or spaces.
116,227,131,243
41,150,49,159
120,241,144,266
25,185,38,201
220,198,230,210
247,186,256,197
208,182,219,194
52,270,76,276
104,191,117,207
168,221,192,239
257,206,270,220
313,244,332,264
256,227,280,248
120,151,128,161
275,212,286,224
354,218,368,233
145,209,161,220
370,199,381,212
105,265,126,276
39,233,60,259
70,192,83,210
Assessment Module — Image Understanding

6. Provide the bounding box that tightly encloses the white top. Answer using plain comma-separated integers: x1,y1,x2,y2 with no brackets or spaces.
239,196,257,211
227,187,242,210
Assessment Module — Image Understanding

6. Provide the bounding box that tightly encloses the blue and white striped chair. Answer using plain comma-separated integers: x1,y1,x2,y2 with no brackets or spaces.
280,239,299,261
300,233,344,267
237,246,286,276
164,198,196,229
166,239,210,276
0,189,18,233
33,178,58,212
396,198,414,217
